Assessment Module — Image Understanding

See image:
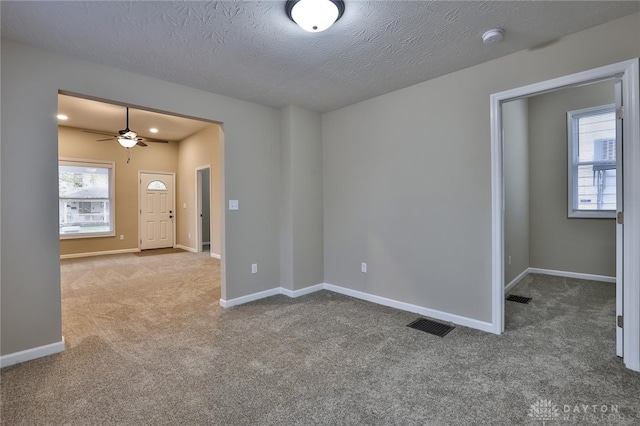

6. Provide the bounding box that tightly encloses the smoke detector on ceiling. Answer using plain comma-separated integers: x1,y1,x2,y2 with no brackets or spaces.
482,28,504,45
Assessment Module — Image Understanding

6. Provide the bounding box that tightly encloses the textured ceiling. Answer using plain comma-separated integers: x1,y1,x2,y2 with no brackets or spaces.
2,1,639,113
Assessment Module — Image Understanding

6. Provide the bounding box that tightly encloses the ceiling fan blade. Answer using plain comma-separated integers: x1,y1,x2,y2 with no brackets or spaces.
142,138,169,143
95,138,114,142
136,141,148,147
84,129,117,137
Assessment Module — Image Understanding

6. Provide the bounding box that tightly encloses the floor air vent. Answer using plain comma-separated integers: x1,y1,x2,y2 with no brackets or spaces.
506,294,532,304
407,318,454,337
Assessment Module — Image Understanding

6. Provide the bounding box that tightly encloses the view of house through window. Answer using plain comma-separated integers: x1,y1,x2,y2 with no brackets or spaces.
59,159,115,237
567,104,617,218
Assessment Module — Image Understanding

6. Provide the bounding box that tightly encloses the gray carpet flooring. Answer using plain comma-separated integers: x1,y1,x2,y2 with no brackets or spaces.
1,252,639,425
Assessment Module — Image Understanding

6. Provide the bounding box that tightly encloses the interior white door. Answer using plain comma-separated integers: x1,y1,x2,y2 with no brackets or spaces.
615,79,624,358
140,172,175,250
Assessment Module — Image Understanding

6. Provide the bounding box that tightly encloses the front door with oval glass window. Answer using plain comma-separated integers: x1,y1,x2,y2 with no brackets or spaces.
140,172,175,250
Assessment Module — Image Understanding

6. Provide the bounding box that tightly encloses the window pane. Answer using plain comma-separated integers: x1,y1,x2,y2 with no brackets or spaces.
568,105,616,218
575,165,616,211
59,165,109,198
147,180,167,190
59,162,113,236
577,112,616,165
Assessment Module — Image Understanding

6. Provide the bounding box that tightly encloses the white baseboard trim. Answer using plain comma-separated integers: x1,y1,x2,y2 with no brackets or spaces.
219,282,493,333
176,244,198,254
220,284,323,307
60,248,140,259
505,267,615,294
323,283,495,333
0,338,65,368
210,253,221,259
280,284,325,298
219,288,281,308
528,267,615,283
505,269,530,293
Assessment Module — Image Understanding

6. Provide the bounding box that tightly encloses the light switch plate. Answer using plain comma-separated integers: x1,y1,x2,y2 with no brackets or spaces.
229,200,239,210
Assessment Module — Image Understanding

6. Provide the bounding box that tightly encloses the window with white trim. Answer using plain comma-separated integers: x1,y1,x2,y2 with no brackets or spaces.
567,104,617,218
59,159,115,238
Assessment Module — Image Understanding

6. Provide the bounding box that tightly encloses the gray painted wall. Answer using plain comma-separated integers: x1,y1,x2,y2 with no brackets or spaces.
322,13,639,323
529,81,616,276
280,106,324,291
503,99,530,284
1,39,282,355
1,12,638,357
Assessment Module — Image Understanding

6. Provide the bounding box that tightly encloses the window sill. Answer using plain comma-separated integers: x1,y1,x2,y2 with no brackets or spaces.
60,232,116,240
568,211,616,219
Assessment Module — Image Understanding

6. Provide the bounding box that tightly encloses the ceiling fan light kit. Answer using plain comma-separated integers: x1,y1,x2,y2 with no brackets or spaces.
117,137,138,149
286,0,345,32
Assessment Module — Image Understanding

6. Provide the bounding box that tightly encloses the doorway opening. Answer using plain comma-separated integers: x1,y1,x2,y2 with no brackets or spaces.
57,91,226,340
490,59,640,372
196,166,213,255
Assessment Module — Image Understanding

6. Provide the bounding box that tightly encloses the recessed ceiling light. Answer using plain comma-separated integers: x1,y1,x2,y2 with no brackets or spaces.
482,28,504,45
57,114,68,120
149,128,159,133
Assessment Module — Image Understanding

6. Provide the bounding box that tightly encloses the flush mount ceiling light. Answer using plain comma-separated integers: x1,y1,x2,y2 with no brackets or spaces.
482,28,504,44
286,0,345,33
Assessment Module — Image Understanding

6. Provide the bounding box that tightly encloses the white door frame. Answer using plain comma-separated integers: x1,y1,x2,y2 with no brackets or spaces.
138,170,177,249
615,80,624,357
490,59,640,372
195,165,211,254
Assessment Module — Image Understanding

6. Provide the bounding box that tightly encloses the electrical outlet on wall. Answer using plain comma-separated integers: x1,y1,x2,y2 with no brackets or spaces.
361,262,367,273
251,263,258,274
